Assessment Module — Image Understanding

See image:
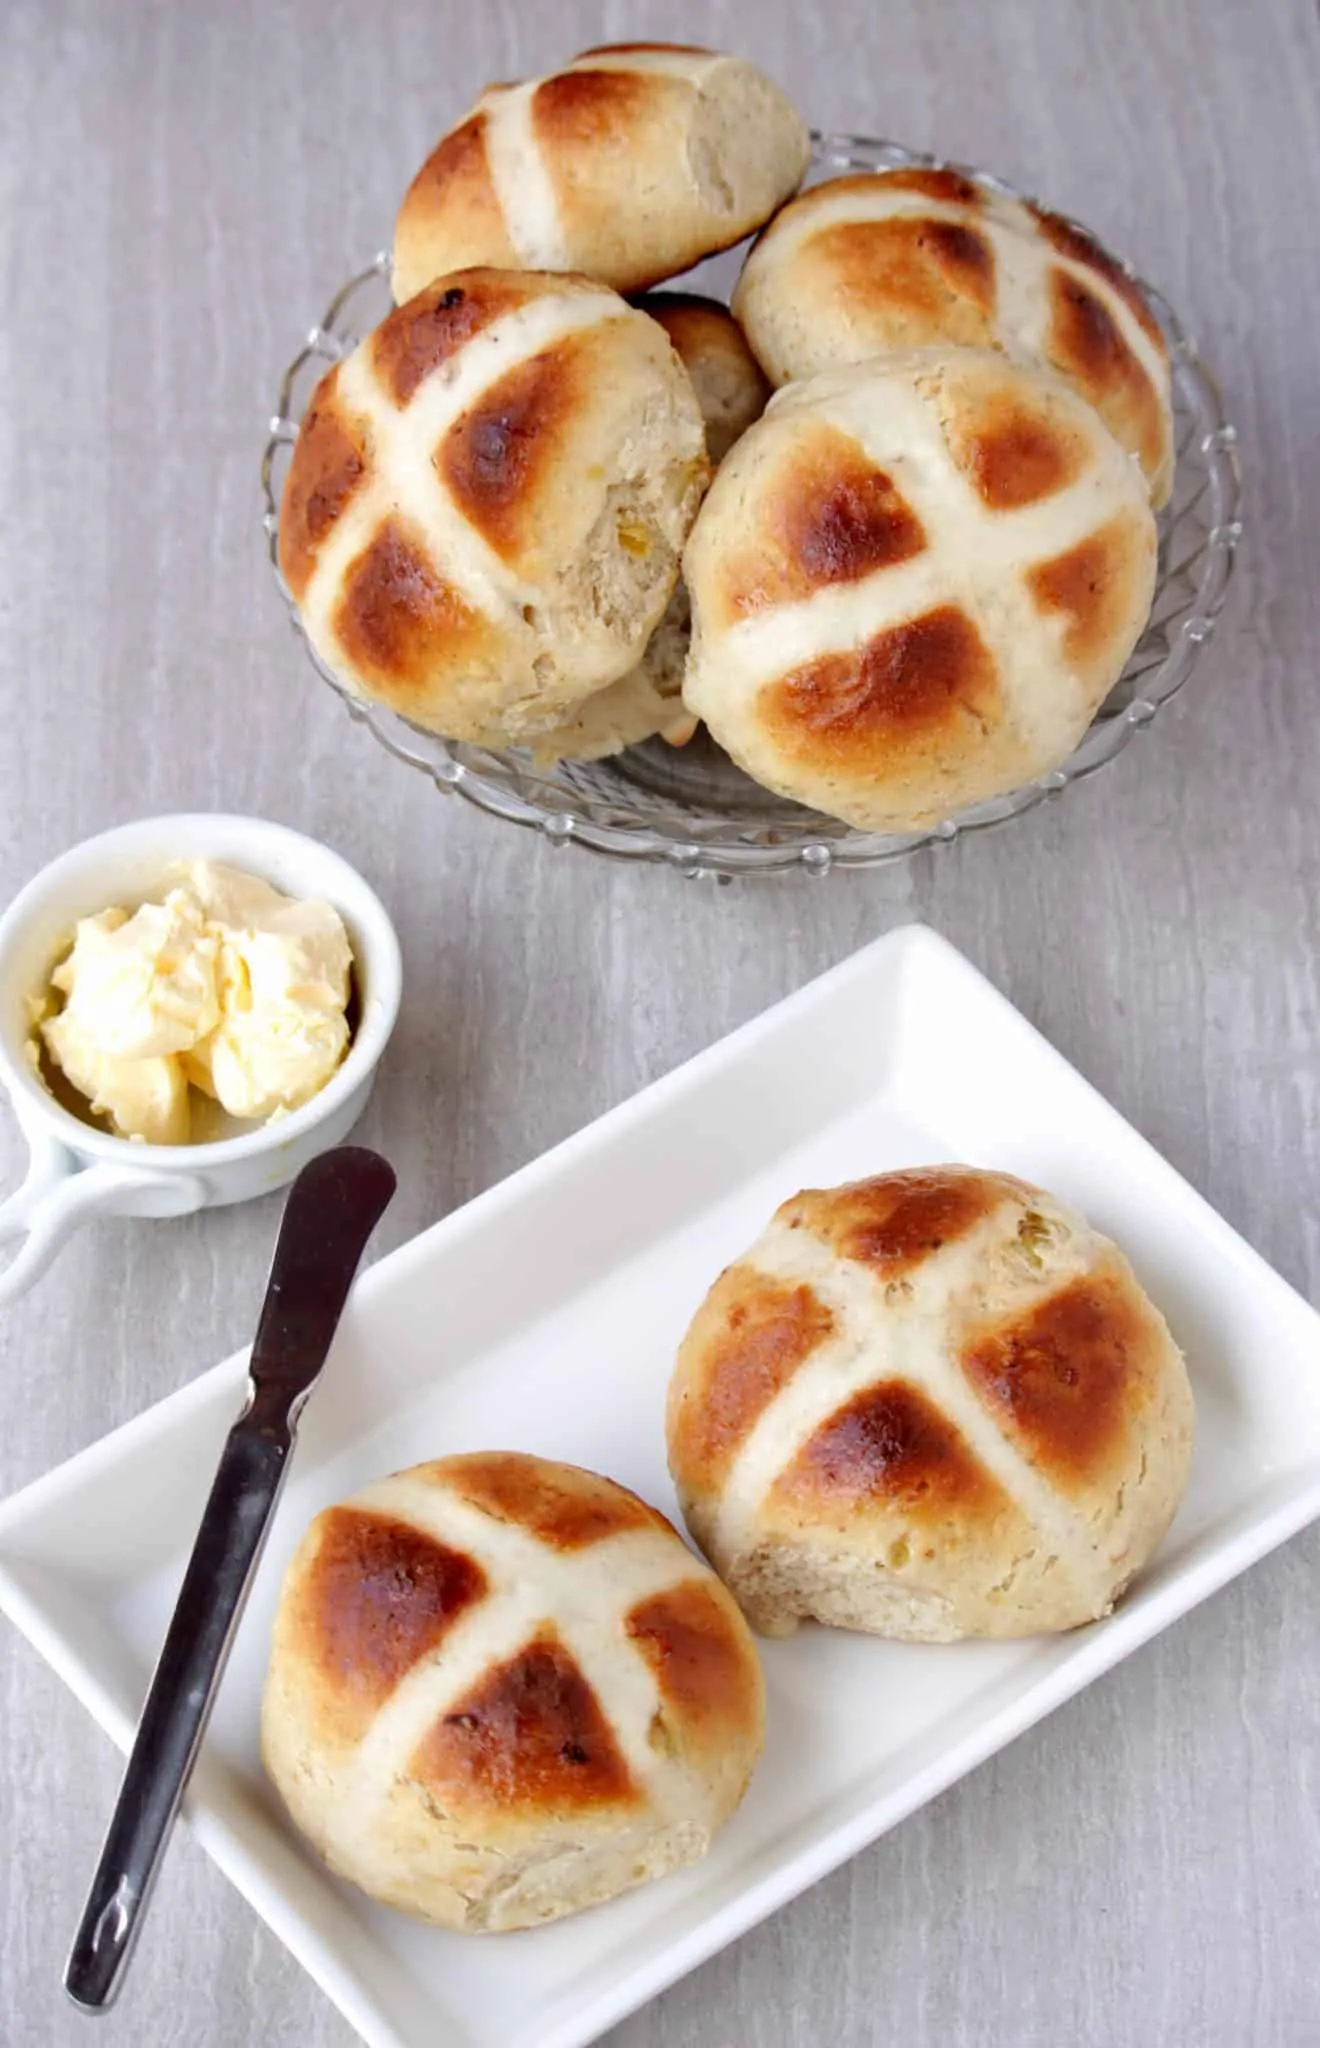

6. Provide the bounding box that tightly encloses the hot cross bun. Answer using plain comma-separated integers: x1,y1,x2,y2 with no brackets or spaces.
393,45,810,303
667,1168,1193,1643
279,268,707,744
262,1452,764,1931
682,348,1157,830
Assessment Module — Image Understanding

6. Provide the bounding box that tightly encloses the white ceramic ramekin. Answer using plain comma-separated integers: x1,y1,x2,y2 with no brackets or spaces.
0,814,402,1305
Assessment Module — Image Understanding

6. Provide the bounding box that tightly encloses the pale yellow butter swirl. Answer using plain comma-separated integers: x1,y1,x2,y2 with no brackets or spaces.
40,861,352,1143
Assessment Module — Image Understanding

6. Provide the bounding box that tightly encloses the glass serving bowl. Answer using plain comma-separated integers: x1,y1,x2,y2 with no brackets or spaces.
261,133,1242,879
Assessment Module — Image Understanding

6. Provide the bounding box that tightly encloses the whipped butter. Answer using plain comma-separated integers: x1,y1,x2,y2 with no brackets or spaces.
39,861,353,1143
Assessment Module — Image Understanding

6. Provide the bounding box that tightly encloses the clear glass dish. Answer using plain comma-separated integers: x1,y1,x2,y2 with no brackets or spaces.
261,133,1242,879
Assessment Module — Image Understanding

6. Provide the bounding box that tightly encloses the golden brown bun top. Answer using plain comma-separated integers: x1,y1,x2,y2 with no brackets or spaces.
277,268,706,743
271,1452,763,1819
281,267,628,608
393,47,810,301
733,168,1172,505
669,1168,1186,1527
681,350,1157,826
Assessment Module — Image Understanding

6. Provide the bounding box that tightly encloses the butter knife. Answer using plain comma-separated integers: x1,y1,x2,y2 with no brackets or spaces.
64,1143,396,2013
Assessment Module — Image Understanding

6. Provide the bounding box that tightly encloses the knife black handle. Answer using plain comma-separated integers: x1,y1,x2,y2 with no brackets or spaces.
64,1419,290,2011
64,1144,395,2014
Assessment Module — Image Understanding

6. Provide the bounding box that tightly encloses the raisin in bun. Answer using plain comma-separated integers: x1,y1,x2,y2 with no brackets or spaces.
525,295,769,761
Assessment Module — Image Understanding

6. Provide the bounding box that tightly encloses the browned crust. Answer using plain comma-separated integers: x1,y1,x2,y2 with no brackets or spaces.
437,328,609,562
809,214,997,334
641,293,769,438
278,370,369,602
1027,512,1150,669
874,165,985,207
922,220,996,302
573,40,714,57
771,1377,1008,1521
393,117,519,289
286,1508,486,1741
783,444,927,586
1030,204,1165,352
641,293,767,382
528,66,767,293
533,64,658,147
717,424,926,622
373,268,532,407
411,1630,638,1812
760,169,982,241
961,1268,1155,1491
431,1451,668,1551
333,515,495,702
670,1269,835,1493
777,1169,1000,1276
762,606,1001,767
1045,268,1165,482
626,1579,759,1743
941,384,1089,511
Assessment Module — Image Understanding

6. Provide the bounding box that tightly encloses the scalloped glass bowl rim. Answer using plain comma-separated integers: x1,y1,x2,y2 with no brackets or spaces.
261,131,1242,878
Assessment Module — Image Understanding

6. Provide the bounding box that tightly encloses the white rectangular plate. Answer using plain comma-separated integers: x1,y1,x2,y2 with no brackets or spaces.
4,925,1320,2048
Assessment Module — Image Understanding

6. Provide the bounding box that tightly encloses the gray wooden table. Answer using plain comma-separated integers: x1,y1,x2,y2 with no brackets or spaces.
2,1,1318,2043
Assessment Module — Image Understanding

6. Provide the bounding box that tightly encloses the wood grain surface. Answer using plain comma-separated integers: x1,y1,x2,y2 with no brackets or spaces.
1,2,1318,2043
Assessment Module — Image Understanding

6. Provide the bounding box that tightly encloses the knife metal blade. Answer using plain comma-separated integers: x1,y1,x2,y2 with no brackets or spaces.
64,1144,396,2015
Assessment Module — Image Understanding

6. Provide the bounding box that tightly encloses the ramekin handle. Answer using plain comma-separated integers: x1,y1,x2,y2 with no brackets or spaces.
0,1136,205,1306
